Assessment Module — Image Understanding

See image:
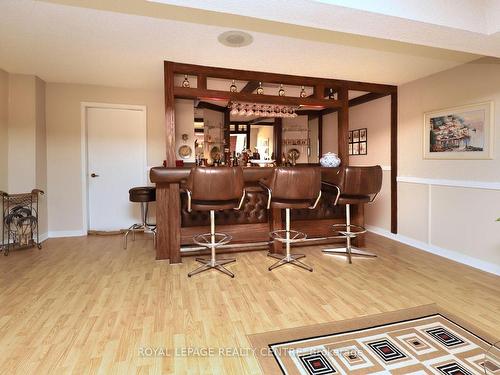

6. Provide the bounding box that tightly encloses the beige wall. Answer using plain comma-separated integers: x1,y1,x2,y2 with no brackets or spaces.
46,82,164,233
0,69,8,192
349,96,391,232
1,72,48,236
398,58,500,270
321,97,392,231
322,112,338,155
7,74,37,193
174,99,195,163
283,115,309,163
35,77,48,237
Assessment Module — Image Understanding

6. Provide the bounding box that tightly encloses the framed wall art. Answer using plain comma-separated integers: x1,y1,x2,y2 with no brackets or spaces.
423,101,494,159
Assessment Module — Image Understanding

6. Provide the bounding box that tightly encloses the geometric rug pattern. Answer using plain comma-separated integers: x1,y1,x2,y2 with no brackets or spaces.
268,314,498,374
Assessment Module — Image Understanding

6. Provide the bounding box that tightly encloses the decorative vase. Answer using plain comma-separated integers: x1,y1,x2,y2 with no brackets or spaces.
320,152,341,167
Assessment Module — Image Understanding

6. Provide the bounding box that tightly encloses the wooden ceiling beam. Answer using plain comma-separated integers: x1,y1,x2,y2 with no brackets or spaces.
169,61,396,94
196,100,227,112
320,92,390,116
240,80,260,93
348,92,388,107
174,87,342,108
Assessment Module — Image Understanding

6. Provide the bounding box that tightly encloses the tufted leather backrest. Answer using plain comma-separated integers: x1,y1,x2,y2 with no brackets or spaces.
186,167,244,201
341,166,382,196
266,167,321,201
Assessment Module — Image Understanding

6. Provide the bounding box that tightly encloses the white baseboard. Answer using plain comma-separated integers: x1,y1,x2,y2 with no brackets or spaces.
39,233,49,242
366,225,500,276
48,230,87,238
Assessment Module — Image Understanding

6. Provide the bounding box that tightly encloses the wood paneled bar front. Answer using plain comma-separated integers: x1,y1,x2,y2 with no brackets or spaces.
150,166,365,262
157,61,397,262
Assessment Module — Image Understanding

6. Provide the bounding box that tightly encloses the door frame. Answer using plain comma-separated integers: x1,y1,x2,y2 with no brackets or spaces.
80,102,147,233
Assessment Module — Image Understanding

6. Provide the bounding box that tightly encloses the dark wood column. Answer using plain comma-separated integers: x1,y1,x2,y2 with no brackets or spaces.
318,114,323,158
391,91,398,234
162,61,181,263
273,118,282,164
337,87,349,166
224,108,230,152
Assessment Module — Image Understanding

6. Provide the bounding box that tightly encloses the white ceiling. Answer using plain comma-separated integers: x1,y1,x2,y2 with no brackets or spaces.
151,0,500,55
0,0,489,90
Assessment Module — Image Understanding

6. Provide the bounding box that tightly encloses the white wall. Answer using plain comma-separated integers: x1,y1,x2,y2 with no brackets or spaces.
397,57,500,273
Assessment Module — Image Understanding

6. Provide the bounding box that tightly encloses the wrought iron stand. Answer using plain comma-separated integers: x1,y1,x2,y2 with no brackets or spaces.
1,189,44,256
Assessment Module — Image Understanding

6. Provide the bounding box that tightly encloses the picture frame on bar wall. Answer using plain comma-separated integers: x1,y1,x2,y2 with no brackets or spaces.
348,127,367,156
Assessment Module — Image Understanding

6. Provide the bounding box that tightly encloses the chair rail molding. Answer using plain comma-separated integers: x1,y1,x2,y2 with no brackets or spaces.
397,176,500,191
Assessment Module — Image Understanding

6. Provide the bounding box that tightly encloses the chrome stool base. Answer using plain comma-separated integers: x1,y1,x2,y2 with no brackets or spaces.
323,203,376,264
188,257,236,278
124,201,156,249
268,252,312,272
322,247,377,259
123,223,156,249
268,210,313,273
188,211,235,278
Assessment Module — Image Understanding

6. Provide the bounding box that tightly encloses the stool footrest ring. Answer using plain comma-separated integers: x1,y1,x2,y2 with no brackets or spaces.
270,230,307,243
193,233,232,247
332,224,367,236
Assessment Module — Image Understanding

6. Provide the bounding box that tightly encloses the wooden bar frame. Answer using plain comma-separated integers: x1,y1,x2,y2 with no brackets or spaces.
157,61,398,262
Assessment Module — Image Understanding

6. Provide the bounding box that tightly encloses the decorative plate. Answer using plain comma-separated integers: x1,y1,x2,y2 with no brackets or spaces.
210,146,220,160
287,148,300,160
178,145,192,159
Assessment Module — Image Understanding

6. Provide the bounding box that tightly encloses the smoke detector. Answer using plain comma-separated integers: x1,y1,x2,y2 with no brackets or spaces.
218,31,253,47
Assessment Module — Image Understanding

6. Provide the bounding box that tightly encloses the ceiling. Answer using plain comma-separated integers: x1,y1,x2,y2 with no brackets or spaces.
0,0,492,90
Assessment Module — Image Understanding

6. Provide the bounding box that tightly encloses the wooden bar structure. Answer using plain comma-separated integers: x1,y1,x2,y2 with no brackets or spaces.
155,61,398,262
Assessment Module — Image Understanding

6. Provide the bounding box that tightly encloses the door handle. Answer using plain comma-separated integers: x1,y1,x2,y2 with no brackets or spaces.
90,173,99,178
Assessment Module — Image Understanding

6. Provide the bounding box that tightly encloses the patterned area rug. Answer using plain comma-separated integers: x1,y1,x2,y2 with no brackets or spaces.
248,305,499,374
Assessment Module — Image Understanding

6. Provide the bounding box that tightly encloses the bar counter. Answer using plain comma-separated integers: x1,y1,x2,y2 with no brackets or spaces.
150,166,365,262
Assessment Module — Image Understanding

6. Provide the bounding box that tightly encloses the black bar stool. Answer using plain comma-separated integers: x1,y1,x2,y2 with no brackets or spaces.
260,167,322,272
123,186,156,249
182,167,246,278
322,166,382,263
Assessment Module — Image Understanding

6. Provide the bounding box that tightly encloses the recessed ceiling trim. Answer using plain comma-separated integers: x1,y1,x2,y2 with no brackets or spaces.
217,30,253,47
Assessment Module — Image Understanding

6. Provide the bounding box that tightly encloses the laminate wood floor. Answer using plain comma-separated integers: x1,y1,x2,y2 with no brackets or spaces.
0,233,498,374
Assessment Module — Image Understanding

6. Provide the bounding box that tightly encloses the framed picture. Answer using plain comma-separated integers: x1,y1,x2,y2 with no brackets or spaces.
352,130,360,143
348,143,353,155
359,141,367,155
424,102,494,159
360,128,367,142
353,142,359,155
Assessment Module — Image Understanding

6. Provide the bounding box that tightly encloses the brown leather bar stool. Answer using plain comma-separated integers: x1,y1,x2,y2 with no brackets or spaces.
183,167,246,278
123,186,157,249
260,167,322,272
322,166,382,263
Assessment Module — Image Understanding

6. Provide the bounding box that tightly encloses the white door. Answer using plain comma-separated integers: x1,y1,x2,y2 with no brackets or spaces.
86,105,146,231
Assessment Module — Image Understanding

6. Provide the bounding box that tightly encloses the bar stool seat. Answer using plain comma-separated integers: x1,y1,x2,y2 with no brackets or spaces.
123,186,156,249
322,166,382,263
337,195,371,205
129,186,156,202
260,167,322,272
183,167,246,278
